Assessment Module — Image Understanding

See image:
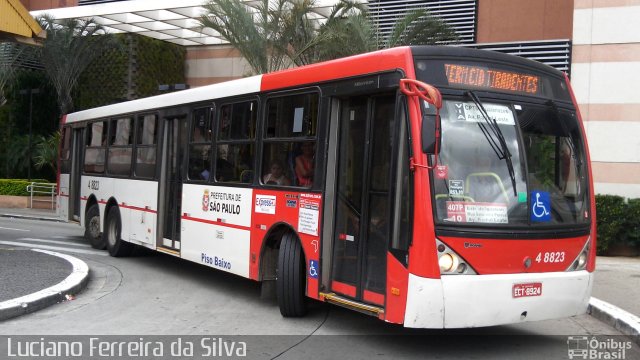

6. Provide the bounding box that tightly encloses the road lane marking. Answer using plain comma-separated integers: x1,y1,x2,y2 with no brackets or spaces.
0,240,107,256
17,238,91,248
0,226,30,232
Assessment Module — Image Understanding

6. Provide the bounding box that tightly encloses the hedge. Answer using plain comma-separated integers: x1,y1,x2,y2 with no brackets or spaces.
595,194,640,255
0,179,52,196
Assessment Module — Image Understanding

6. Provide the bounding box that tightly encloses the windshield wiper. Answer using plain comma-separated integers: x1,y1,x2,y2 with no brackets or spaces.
466,91,518,197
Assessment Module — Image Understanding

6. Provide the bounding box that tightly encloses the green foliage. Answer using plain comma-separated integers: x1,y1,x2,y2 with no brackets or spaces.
0,179,35,196
37,15,121,114
34,131,61,175
624,199,640,247
595,194,640,254
135,35,186,98
199,0,459,74
74,36,128,110
75,34,185,111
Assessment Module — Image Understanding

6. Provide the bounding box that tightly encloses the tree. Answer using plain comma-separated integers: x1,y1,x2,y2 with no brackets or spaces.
199,0,458,74
33,130,60,175
199,0,291,74
37,15,119,114
0,43,22,107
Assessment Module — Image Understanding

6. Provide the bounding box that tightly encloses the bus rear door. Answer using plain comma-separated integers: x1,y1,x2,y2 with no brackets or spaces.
158,114,188,253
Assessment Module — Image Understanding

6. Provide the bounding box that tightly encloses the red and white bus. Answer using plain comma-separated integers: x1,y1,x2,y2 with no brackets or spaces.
57,46,596,328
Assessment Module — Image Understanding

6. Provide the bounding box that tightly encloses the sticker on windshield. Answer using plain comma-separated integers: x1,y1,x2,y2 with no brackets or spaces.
530,191,551,222
446,201,508,224
452,102,515,125
448,180,464,196
436,165,448,179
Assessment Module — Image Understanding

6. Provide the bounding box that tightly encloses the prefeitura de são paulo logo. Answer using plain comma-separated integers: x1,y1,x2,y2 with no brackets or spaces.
202,189,210,212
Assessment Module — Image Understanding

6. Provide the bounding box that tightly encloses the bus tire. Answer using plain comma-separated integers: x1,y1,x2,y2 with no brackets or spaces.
276,232,307,317
105,207,134,257
85,204,105,249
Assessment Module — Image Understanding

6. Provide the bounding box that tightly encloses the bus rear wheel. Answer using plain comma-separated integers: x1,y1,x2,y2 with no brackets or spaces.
85,204,105,249
276,232,307,317
105,207,134,257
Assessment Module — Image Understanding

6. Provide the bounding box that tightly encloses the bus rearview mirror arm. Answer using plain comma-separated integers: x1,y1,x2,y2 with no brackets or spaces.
399,79,442,156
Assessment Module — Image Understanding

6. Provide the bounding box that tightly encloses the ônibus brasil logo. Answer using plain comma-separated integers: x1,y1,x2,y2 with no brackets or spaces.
202,189,209,212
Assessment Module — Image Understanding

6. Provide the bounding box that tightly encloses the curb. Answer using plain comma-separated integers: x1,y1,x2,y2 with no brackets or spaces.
0,249,89,321
589,297,640,345
0,213,63,223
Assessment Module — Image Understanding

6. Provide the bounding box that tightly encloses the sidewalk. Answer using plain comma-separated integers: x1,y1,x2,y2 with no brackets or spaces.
0,207,61,222
589,256,640,343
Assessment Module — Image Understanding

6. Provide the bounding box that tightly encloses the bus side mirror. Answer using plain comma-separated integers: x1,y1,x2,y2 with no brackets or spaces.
399,79,442,155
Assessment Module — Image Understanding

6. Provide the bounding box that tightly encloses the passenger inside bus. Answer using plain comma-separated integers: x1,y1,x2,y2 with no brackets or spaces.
295,142,315,187
216,145,234,182
263,159,291,186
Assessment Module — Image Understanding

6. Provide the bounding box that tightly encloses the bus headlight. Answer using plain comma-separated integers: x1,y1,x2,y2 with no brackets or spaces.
436,239,476,275
566,237,590,271
439,253,457,272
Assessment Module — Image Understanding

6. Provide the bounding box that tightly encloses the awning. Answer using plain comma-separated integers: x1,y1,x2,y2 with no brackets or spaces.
30,0,339,47
0,0,46,45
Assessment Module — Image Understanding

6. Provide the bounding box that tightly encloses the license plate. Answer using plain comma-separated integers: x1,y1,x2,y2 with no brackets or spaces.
512,283,542,298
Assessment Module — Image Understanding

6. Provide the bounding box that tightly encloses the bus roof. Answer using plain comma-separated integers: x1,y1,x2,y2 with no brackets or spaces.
64,46,416,124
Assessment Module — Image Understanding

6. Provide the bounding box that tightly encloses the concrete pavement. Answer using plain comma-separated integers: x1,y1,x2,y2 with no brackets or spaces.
0,206,638,342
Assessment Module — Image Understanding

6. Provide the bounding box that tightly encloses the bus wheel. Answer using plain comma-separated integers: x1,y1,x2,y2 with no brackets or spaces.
85,204,105,249
104,207,134,257
276,232,307,317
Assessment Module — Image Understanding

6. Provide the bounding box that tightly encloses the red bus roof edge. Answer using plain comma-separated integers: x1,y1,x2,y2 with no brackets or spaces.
261,47,415,92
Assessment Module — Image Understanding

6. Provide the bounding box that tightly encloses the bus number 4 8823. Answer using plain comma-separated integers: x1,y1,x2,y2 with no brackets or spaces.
535,251,565,263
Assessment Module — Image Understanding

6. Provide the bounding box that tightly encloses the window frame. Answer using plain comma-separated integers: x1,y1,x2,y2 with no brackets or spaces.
260,90,320,189
213,97,260,185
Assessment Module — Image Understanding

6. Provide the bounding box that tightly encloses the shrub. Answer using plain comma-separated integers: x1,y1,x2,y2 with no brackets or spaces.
624,199,640,247
595,195,627,254
0,179,53,196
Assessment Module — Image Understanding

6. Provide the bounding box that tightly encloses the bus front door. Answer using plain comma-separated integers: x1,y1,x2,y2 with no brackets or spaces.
331,94,395,308
159,116,188,252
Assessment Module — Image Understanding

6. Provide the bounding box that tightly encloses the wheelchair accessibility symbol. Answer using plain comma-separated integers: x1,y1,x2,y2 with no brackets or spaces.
531,191,551,222
309,260,319,279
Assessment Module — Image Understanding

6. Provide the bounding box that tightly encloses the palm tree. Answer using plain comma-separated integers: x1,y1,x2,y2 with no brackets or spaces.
0,43,23,107
33,130,60,174
199,0,291,74
199,0,458,74
37,15,119,114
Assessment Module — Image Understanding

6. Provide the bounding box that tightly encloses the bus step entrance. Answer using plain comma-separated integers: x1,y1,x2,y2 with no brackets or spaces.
320,292,384,318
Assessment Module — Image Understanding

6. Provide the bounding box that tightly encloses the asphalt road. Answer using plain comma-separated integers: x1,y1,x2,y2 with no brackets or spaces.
0,217,638,360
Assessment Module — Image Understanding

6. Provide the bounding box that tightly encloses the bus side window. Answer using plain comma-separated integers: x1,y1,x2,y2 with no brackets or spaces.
215,101,256,184
107,117,133,176
134,114,157,179
84,121,107,174
60,127,72,173
262,92,318,188
188,107,214,181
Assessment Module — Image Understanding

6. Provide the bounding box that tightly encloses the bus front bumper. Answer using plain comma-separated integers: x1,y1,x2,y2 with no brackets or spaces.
403,270,593,328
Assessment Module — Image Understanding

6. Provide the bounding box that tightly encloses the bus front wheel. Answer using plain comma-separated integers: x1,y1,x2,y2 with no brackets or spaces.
105,207,134,257
85,204,105,249
276,232,307,317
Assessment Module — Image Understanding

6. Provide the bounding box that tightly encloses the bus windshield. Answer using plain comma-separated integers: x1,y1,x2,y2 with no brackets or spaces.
430,97,590,227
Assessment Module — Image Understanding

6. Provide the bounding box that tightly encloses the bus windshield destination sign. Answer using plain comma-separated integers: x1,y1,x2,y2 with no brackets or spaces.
444,63,540,95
